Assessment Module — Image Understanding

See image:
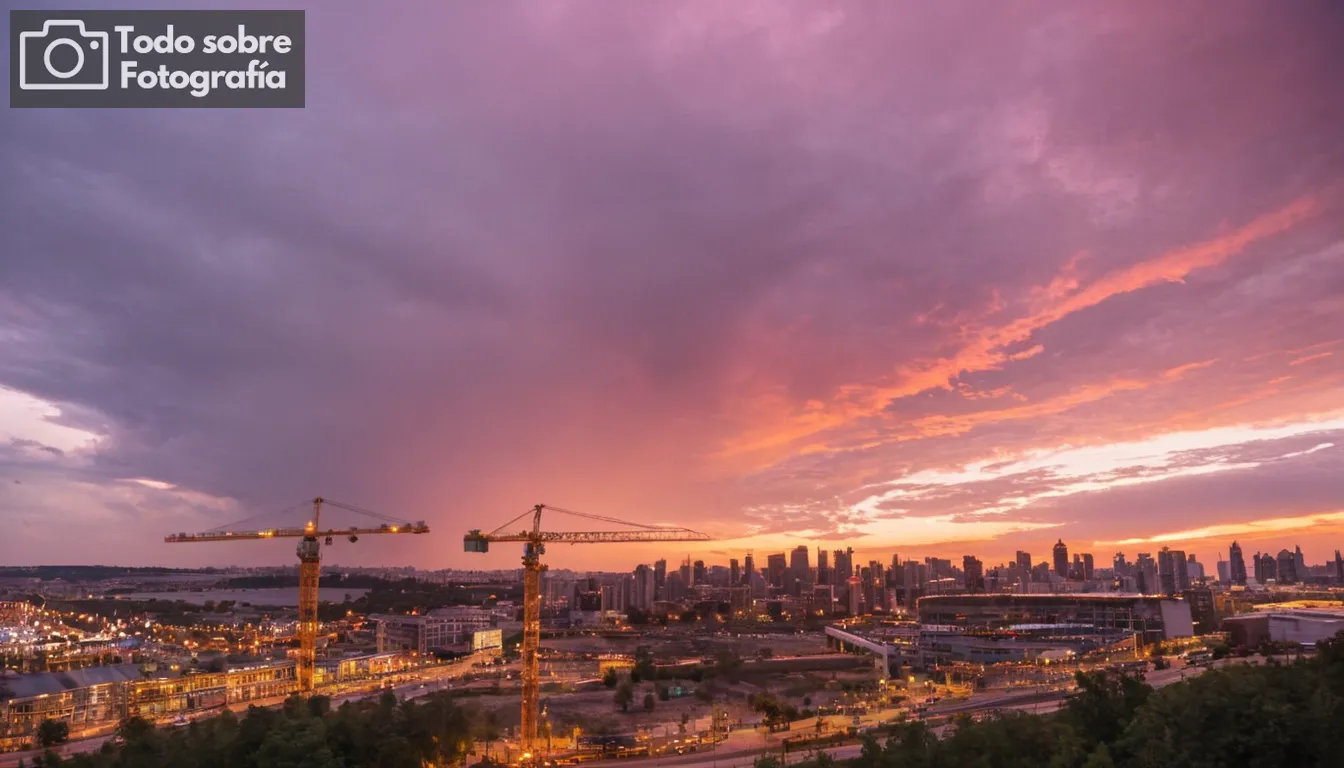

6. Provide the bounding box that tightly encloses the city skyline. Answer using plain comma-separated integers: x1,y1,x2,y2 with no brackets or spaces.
3,1,1344,569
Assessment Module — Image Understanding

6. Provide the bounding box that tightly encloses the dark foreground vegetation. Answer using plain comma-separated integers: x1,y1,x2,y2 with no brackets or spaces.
22,632,1344,767
774,631,1344,768
24,691,478,768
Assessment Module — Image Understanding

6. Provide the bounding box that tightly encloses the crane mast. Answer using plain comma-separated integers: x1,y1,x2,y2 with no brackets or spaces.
465,504,710,758
167,496,430,693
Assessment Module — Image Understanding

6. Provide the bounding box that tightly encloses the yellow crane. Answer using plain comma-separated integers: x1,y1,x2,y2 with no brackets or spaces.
166,496,430,693
465,505,710,757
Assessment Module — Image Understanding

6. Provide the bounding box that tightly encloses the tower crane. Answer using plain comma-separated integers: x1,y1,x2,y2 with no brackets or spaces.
166,496,429,693
465,505,710,757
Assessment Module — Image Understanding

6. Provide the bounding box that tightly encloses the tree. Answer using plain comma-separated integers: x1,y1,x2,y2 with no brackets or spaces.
615,680,635,712
36,719,69,748
602,668,618,688
643,693,655,712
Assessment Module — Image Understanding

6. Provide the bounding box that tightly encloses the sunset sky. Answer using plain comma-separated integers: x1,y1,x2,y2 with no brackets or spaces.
2,1,1343,573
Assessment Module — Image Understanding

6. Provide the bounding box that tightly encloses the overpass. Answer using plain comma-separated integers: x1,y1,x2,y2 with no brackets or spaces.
824,625,896,676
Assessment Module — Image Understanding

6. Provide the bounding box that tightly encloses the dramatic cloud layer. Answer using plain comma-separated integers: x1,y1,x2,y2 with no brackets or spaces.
2,0,1342,571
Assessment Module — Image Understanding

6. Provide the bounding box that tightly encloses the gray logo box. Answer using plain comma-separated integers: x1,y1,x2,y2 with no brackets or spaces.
10,9,305,108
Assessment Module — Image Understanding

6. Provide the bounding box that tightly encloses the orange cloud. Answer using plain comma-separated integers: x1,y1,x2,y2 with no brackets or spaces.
721,195,1319,459
1096,509,1344,548
1289,351,1334,366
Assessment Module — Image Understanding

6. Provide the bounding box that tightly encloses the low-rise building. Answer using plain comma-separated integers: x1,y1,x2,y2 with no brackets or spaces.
0,661,297,750
1222,608,1344,648
917,593,1194,644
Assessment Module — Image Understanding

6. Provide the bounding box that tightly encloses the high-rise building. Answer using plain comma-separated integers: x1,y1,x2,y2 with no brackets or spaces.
1053,540,1069,577
1294,546,1307,580
1015,551,1033,583
601,581,627,613
834,548,854,582
1113,552,1129,577
1136,553,1156,594
693,560,707,586
729,558,740,587
1276,549,1298,584
790,546,810,594
766,553,787,589
1229,541,1247,586
1158,548,1177,596
817,548,830,585
1080,553,1094,581
925,557,953,580
1254,552,1277,583
962,555,983,593
632,564,656,611
743,552,755,590
1185,553,1204,581
653,558,667,600
1172,550,1190,591
1216,558,1230,584
846,576,862,616
680,557,691,587
666,571,687,602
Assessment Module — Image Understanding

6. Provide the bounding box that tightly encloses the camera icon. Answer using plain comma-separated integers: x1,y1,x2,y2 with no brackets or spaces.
18,20,110,91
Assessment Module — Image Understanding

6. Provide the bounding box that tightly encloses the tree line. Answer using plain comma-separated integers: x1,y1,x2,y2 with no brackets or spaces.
22,690,480,768
768,630,1344,767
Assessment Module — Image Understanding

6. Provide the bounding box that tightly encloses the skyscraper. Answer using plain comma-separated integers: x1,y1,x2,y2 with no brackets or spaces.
654,558,667,599
1229,541,1247,586
1081,553,1094,581
729,558,740,587
834,548,854,583
962,555,983,593
1053,540,1069,577
1136,552,1156,594
1158,548,1177,596
1171,550,1190,591
1185,553,1203,581
743,552,755,590
1016,551,1032,583
790,545,810,592
1254,552,1277,583
1334,550,1343,583
632,564,655,611
1276,549,1298,584
817,548,830,585
767,553,787,588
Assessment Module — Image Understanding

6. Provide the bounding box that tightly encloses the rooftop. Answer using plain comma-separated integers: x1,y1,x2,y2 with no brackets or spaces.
2,664,149,700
